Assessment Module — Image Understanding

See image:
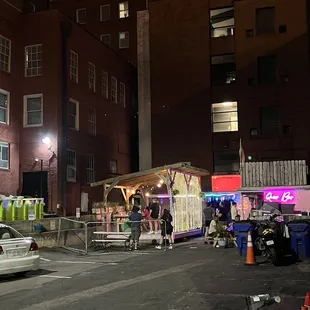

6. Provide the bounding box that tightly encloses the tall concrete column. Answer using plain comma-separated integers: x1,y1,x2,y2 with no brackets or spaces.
137,10,152,171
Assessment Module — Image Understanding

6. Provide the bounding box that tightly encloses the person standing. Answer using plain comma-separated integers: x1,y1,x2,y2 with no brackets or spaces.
203,203,214,228
156,209,173,250
148,199,160,234
128,205,143,250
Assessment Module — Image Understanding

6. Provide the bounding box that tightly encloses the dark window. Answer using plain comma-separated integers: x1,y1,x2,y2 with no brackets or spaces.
109,160,117,174
250,128,258,136
211,54,236,84
257,56,277,84
279,25,287,33
246,29,254,37
256,7,275,35
210,7,235,38
213,151,239,173
260,106,280,135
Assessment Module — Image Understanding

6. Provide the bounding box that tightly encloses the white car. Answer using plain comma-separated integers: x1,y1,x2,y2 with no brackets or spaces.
0,223,40,277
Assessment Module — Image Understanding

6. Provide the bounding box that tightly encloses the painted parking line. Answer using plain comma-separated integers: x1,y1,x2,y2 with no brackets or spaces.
39,275,72,279
56,260,119,265
40,257,51,262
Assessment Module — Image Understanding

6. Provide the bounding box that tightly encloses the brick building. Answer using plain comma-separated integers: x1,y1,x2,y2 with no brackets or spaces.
0,1,135,215
49,0,147,66
147,0,310,189
18,0,310,191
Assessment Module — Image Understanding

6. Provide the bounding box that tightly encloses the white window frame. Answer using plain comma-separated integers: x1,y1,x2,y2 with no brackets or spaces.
76,8,86,24
88,107,96,136
119,31,129,49
101,71,108,99
88,62,96,92
68,98,79,130
69,50,78,83
67,149,76,182
100,4,110,21
25,44,43,77
23,94,43,128
0,35,11,73
119,1,129,18
86,154,95,183
100,34,111,44
0,141,9,170
111,77,117,103
0,89,10,125
211,101,238,133
119,82,126,107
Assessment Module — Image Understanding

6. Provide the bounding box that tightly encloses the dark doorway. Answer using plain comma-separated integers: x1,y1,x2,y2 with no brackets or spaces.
22,171,48,212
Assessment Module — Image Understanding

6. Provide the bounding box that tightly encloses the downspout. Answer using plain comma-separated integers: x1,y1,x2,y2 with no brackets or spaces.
59,20,72,216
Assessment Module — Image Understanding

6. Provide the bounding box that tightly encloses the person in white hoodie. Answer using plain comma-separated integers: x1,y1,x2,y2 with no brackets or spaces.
230,201,237,221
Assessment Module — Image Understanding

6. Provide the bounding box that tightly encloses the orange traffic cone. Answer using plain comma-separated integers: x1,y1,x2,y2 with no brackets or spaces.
304,292,310,307
245,231,257,265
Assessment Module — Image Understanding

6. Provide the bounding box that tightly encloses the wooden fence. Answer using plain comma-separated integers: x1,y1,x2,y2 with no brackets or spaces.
240,160,308,187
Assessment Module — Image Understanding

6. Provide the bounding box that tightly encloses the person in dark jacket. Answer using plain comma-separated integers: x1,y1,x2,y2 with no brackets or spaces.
128,205,143,250
155,209,173,250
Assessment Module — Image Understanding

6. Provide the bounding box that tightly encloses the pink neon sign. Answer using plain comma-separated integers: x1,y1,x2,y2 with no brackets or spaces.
263,190,296,204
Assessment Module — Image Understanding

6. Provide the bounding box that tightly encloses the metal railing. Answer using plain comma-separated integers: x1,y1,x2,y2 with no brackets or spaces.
57,217,170,254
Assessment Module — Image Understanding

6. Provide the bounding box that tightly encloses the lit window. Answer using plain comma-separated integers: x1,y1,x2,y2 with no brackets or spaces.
70,50,78,83
100,4,110,21
109,160,117,174
76,8,86,24
67,149,76,182
0,35,11,73
0,89,9,125
86,154,95,183
100,34,111,44
119,31,129,49
25,44,43,77
0,142,9,169
68,98,79,130
212,101,238,133
111,77,117,103
101,71,108,99
88,107,96,136
88,62,96,92
210,7,234,38
23,94,43,127
119,1,129,18
120,82,126,107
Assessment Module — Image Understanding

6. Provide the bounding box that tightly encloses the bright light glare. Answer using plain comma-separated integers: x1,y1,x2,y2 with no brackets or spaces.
42,137,51,145
222,102,232,106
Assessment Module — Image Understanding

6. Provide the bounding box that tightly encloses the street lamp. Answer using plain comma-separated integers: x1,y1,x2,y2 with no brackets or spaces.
42,137,51,145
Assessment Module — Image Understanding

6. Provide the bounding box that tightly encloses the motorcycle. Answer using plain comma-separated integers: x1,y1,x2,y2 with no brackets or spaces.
254,214,282,266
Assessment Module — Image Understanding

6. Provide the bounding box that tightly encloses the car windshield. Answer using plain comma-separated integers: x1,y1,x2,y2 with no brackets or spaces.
0,227,23,240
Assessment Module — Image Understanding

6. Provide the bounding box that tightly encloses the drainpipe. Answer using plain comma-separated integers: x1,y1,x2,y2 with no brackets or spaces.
59,20,72,217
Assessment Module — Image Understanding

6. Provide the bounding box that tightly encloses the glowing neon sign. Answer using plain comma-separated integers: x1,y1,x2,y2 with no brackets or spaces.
263,190,296,204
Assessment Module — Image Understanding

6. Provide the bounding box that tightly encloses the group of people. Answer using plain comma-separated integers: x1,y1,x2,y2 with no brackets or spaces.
203,200,240,238
128,200,174,250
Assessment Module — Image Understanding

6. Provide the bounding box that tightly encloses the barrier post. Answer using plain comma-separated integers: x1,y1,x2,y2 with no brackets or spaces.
85,222,88,254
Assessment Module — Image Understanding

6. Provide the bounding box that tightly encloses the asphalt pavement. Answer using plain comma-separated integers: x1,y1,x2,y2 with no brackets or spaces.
0,239,309,310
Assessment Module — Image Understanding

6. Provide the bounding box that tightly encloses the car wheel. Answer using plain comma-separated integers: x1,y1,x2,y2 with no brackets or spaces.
14,271,28,278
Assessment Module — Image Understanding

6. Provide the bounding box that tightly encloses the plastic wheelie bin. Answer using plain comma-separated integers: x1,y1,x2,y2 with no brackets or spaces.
287,220,310,259
233,221,257,256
